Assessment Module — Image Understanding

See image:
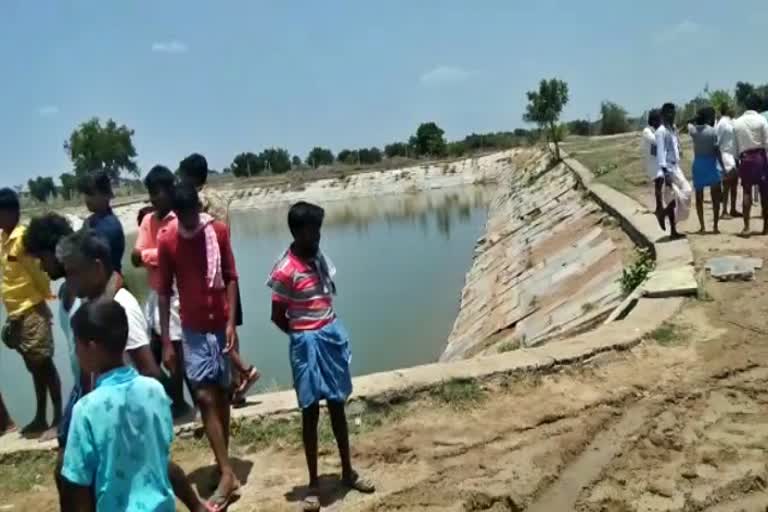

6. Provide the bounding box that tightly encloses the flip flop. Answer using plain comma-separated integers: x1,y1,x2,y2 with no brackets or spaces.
234,367,261,402
302,494,321,512
206,480,240,511
343,472,376,494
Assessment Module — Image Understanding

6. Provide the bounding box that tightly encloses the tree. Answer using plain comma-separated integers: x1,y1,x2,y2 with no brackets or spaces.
409,122,446,157
447,141,467,157
230,152,264,178
291,155,302,168
599,101,630,135
59,173,77,200
735,82,756,110
384,142,408,158
567,120,591,136
64,117,138,181
709,89,735,115
27,177,56,203
523,78,569,160
676,96,710,127
358,147,382,165
306,147,334,168
337,149,355,164
259,147,292,174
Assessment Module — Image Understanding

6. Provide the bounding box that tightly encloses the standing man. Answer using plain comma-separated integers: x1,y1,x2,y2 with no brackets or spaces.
132,165,193,419
716,104,740,218
158,184,240,510
655,103,692,238
0,188,62,439
733,94,768,236
178,153,259,404
78,171,125,273
268,201,375,511
642,109,668,229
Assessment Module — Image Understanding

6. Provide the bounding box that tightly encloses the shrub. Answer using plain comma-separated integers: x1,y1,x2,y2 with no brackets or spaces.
620,248,654,295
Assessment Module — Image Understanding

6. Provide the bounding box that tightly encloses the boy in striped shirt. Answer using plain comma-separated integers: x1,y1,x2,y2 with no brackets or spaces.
268,201,374,511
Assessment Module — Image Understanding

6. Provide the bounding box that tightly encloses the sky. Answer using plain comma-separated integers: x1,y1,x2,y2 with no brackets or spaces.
1,0,767,187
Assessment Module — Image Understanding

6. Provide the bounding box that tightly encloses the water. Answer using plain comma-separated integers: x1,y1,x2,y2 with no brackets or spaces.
0,186,489,423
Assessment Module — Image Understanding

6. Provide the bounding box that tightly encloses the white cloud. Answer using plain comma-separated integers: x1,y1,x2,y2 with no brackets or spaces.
420,66,472,87
37,105,59,116
151,40,188,54
654,20,701,44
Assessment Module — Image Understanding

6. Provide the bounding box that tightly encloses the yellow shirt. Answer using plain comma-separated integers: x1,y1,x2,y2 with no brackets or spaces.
1,225,50,318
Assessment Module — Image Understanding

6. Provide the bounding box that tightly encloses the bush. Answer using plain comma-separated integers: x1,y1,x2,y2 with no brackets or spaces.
620,248,655,295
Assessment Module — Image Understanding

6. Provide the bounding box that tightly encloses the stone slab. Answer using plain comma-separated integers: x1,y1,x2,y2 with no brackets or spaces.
705,255,763,281
642,266,698,298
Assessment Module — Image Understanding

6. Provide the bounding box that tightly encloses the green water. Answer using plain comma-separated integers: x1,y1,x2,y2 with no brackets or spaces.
0,186,489,423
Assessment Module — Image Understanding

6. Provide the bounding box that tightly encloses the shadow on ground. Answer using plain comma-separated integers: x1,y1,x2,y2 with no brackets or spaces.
284,473,352,509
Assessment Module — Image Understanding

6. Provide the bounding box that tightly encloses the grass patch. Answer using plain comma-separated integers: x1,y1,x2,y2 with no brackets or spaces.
621,248,655,295
581,302,597,314
649,322,687,346
0,450,57,494
431,379,487,410
497,340,520,353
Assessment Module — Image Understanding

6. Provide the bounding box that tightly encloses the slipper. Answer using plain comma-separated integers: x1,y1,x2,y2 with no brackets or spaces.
0,424,17,437
206,480,240,511
233,367,261,402
343,472,376,494
302,494,321,512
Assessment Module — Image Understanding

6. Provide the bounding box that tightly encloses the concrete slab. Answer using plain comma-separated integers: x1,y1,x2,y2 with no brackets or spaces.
705,255,763,281
641,266,698,298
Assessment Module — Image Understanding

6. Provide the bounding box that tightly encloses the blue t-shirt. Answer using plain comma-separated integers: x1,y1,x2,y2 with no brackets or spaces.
86,210,125,273
61,366,175,512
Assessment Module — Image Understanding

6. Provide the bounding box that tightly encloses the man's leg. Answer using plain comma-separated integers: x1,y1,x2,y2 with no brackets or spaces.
169,461,205,512
695,189,705,232
40,357,62,440
0,392,16,434
654,178,666,230
22,357,49,433
302,402,321,488
667,200,679,238
711,184,722,234
742,182,752,234
760,182,768,234
730,174,740,216
327,400,353,480
170,340,192,417
194,386,237,496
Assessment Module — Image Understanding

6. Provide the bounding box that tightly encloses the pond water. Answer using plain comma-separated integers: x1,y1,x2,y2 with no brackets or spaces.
0,186,490,424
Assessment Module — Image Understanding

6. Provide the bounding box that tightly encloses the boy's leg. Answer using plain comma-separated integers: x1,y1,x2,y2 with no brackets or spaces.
695,189,705,232
169,461,205,512
302,402,321,487
760,181,768,234
0,392,16,434
742,182,752,234
327,400,352,479
194,386,237,496
170,339,192,417
40,357,62,440
654,178,666,230
22,357,49,433
711,184,722,234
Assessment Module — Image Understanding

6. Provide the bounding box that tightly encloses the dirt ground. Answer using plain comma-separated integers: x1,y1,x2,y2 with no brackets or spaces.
3,162,768,511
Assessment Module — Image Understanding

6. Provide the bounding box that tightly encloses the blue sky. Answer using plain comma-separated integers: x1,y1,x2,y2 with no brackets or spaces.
1,0,766,187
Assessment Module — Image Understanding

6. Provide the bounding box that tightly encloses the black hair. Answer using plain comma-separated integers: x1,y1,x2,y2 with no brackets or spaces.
647,109,661,126
172,183,201,214
71,299,128,355
143,165,176,195
77,171,114,198
744,93,764,112
137,206,155,227
24,213,74,256
59,229,114,273
718,102,733,117
178,153,209,186
0,188,20,214
696,106,716,126
288,201,325,234
661,103,676,116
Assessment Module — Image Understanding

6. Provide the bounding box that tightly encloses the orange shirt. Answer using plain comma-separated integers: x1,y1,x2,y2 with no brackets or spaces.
134,211,177,292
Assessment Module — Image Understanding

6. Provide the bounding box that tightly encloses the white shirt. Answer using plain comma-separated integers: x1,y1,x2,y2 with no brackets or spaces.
655,124,680,171
715,116,736,156
733,110,768,155
641,127,661,179
113,288,151,352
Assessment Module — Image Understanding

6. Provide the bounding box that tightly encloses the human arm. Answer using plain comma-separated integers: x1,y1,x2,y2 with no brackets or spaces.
157,237,177,373
219,226,239,352
61,403,97,511
21,254,51,300
271,300,290,334
67,483,95,512
655,128,668,174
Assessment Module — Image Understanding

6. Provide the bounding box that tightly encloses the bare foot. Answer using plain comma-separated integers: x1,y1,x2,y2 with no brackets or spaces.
738,228,752,238
697,227,706,234
39,425,59,443
0,421,17,436
731,210,743,218
21,418,48,436
713,228,720,235
207,470,240,511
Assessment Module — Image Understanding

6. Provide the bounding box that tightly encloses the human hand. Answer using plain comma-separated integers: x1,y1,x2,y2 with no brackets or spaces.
224,324,236,354
161,337,177,374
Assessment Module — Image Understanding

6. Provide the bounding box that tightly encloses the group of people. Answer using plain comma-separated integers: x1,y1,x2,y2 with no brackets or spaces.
642,95,768,237
0,154,374,511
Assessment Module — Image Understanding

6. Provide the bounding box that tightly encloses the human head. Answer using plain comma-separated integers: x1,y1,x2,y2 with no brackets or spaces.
77,171,113,214
23,213,74,280
718,103,733,118
144,165,176,216
172,183,201,231
661,103,676,125
648,109,662,130
696,106,716,127
137,206,155,227
178,153,209,189
744,93,763,112
72,299,128,374
57,229,113,299
0,188,20,233
288,201,324,257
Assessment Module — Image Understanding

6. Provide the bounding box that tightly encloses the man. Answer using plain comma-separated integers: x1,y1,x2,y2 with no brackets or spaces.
78,171,125,273
268,201,374,511
178,153,259,404
0,188,62,439
655,103,692,238
642,109,667,229
132,165,193,418
716,104,741,218
733,93,768,236
158,184,240,510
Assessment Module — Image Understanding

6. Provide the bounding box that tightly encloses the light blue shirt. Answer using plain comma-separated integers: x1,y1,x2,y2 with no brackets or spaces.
57,283,81,382
61,366,175,512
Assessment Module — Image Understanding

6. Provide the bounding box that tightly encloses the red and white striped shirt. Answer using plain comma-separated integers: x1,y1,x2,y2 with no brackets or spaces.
267,248,335,332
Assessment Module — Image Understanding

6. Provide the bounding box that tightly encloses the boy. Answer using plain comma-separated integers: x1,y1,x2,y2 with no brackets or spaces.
158,184,239,509
716,103,741,218
733,93,768,236
179,153,259,404
267,201,374,511
78,171,125,273
132,165,193,418
61,299,208,512
655,103,692,238
0,187,62,438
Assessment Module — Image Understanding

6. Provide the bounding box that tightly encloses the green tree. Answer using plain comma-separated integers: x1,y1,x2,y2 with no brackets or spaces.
230,152,264,178
59,172,77,200
306,147,334,168
599,101,630,135
259,147,292,174
337,149,356,164
27,177,56,203
291,155,302,168
409,122,447,157
523,78,569,160
567,120,591,136
447,141,467,157
64,118,138,181
676,96,710,127
384,142,408,158
358,147,382,165
709,89,736,115
735,82,756,110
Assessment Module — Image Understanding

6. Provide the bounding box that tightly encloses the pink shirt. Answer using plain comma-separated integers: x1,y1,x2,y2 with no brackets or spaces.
134,211,177,292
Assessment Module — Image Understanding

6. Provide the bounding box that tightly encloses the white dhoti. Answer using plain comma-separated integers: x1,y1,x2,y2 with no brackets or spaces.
665,166,692,222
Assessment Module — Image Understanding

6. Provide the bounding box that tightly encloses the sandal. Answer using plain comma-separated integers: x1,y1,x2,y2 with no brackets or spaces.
206,480,240,511
343,472,376,494
233,367,261,402
302,494,321,512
